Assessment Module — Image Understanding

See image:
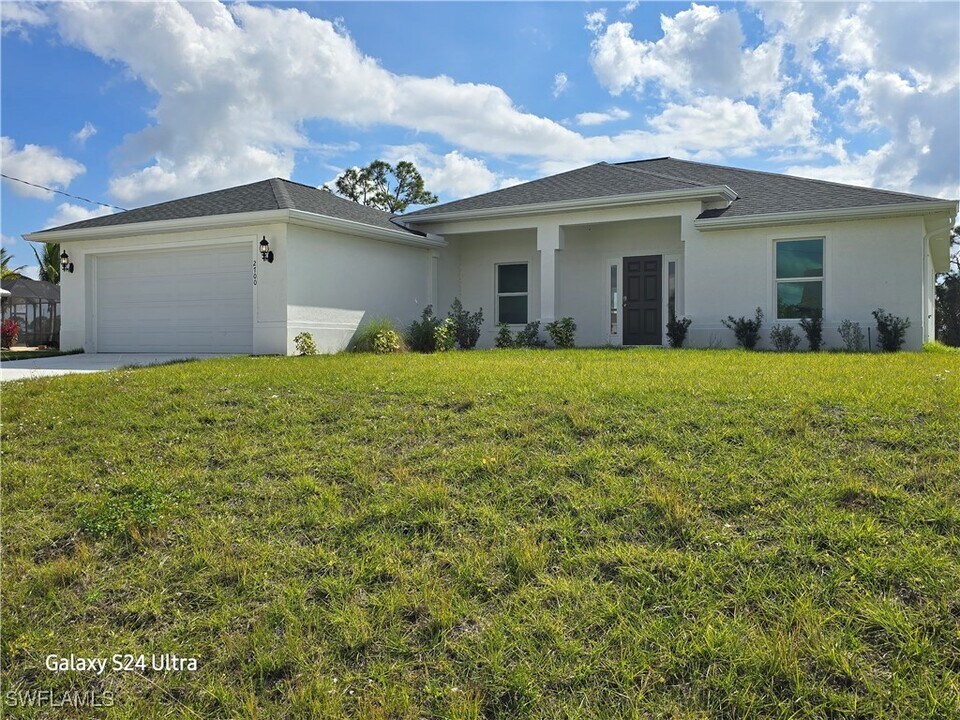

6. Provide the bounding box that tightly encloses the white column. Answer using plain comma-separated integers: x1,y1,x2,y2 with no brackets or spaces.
537,222,562,324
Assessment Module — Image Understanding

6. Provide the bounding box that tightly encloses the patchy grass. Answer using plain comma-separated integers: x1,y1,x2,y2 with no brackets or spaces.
2,349,958,718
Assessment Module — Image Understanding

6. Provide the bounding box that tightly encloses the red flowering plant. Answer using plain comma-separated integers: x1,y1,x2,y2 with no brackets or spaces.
1,318,20,348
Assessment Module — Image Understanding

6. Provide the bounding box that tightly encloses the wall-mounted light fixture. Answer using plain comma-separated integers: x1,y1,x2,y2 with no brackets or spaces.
59,251,74,274
259,237,274,263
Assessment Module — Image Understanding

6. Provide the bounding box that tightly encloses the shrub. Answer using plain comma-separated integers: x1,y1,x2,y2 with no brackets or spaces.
495,323,514,348
448,298,483,350
515,321,546,348
769,324,801,351
666,315,692,349
1,319,19,348
351,318,405,353
293,332,317,356
721,307,764,349
406,306,441,352
838,319,866,352
545,317,576,348
872,308,911,352
798,313,823,351
433,317,456,352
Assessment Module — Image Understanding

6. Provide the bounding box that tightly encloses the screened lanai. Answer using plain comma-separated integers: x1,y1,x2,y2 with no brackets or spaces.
0,276,61,347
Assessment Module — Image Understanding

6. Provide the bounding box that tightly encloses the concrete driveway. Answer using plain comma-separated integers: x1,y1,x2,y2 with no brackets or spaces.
1,353,228,382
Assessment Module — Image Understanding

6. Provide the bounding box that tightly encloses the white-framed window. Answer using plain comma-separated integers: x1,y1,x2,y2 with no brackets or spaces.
609,263,618,335
496,262,528,324
775,238,823,319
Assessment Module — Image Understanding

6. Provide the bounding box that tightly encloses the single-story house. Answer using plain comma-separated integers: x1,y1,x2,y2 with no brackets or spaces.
25,158,957,353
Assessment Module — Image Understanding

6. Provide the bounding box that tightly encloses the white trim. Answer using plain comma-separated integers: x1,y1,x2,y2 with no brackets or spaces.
604,258,621,346
25,209,446,250
402,186,737,225
695,201,957,231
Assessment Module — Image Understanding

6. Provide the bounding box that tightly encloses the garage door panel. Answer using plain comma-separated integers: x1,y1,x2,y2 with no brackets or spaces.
96,244,253,353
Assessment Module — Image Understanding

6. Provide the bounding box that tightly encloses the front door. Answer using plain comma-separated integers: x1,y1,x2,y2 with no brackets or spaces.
623,255,662,345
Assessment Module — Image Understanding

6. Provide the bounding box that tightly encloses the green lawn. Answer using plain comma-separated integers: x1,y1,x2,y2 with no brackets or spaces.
2,350,959,719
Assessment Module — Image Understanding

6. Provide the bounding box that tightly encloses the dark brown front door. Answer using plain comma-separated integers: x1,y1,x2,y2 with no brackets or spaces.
623,255,662,345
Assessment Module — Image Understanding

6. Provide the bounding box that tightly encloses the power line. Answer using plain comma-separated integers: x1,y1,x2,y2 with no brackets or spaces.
0,174,127,211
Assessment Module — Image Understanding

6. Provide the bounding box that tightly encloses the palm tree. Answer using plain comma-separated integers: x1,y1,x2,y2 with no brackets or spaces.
0,247,26,279
31,242,60,284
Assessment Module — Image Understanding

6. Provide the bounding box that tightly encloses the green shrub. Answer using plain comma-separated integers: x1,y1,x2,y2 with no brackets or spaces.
545,317,576,348
448,298,483,349
873,308,911,352
769,324,801,351
433,317,456,352
495,323,514,348
666,315,692,348
407,306,441,353
799,313,823,351
351,319,405,353
721,307,764,349
293,332,318,356
515,321,546,348
838,319,866,352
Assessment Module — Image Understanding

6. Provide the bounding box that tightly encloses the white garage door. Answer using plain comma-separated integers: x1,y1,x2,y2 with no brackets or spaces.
96,243,253,353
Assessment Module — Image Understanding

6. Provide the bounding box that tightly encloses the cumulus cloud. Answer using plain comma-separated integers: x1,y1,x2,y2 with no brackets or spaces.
588,4,782,98
72,122,97,145
1,1,49,37
0,136,85,200
575,107,630,126
379,145,506,199
552,72,569,98
43,203,114,230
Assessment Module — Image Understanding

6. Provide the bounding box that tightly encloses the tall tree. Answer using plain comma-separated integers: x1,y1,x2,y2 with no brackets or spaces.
31,242,61,284
332,160,438,213
1,246,26,279
935,226,960,346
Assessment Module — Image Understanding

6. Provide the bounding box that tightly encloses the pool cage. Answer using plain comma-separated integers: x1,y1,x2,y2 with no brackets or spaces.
0,276,61,347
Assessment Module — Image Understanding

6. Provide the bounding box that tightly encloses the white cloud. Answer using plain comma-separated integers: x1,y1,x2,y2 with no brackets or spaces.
1,2,49,37
0,137,85,200
585,9,607,34
379,145,502,199
43,203,114,230
1,233,18,246
72,122,97,145
588,5,782,98
575,107,630,126
552,72,569,98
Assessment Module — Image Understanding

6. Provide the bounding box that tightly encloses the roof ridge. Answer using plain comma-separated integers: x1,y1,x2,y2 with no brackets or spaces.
269,177,294,209
644,157,947,203
609,161,710,189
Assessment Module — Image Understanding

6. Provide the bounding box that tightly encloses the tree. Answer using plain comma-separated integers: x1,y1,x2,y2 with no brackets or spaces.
31,242,60,284
332,160,438,213
1,246,26,279
935,226,960,346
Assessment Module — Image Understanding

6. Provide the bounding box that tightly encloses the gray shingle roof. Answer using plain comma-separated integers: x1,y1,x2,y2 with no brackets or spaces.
403,157,950,221
36,178,418,235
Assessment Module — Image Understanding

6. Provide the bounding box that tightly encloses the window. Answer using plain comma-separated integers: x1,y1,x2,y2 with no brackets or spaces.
609,264,618,335
776,238,823,319
667,260,677,320
497,263,528,324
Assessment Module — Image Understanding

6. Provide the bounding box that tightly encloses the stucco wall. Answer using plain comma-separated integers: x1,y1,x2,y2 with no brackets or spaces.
286,224,431,353
685,215,928,350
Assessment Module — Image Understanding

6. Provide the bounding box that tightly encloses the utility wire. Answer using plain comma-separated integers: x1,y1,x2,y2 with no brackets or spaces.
0,173,128,211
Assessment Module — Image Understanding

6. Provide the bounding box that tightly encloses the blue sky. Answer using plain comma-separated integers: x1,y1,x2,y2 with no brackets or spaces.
2,1,958,277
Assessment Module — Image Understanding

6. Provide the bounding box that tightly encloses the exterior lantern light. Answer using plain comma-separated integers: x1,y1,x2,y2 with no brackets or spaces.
259,237,274,263
59,251,74,274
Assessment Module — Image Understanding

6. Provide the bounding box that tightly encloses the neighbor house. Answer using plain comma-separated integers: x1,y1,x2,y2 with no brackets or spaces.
25,158,957,353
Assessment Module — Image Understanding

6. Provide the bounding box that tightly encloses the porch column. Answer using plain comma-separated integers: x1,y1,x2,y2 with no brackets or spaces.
537,222,563,324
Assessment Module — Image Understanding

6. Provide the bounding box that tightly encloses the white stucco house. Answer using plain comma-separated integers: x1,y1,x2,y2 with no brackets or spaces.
26,158,957,354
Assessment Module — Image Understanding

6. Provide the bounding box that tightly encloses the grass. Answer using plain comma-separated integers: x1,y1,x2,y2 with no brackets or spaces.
2,349,958,718
1,348,82,362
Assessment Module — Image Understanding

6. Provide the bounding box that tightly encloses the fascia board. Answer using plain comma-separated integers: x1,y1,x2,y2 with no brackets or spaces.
694,201,958,231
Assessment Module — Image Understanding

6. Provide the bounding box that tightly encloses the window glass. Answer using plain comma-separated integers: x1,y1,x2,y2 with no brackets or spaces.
667,260,677,319
610,265,618,335
497,263,528,324
776,239,823,279
777,280,823,319
497,264,527,294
